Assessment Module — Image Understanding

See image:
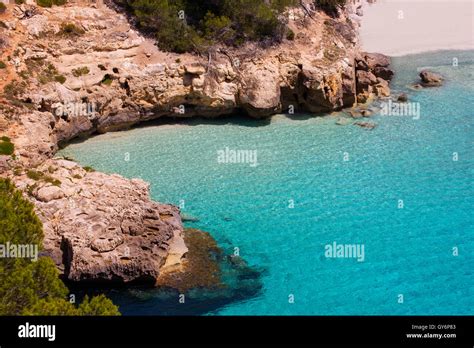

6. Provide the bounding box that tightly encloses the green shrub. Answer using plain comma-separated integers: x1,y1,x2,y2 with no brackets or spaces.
83,166,95,172
59,22,85,37
27,170,61,186
286,28,295,41
43,176,61,187
36,0,67,7
27,170,43,181
315,0,347,16
0,3,6,14
38,63,62,85
4,80,28,102
100,74,113,86
55,75,66,84
36,0,53,7
0,61,6,69
0,137,14,156
0,178,120,316
72,66,90,77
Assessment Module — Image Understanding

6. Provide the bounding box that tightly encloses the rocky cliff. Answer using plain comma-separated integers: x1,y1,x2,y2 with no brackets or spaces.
0,1,393,286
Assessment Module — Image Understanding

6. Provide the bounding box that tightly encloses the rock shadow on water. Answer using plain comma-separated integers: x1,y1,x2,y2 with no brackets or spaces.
137,113,272,129
72,228,265,315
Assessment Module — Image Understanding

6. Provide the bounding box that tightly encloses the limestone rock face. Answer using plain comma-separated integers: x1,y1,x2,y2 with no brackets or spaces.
298,68,344,112
355,52,393,103
185,64,206,75
356,70,378,90
13,160,184,285
364,52,391,70
239,61,282,117
23,15,53,37
35,185,65,202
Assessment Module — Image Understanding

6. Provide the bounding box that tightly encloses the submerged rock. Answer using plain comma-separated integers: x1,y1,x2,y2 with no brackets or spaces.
181,213,200,222
336,117,352,125
354,121,377,130
156,229,224,292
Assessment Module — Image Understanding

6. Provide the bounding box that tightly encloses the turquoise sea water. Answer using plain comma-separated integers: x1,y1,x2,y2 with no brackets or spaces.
60,50,474,315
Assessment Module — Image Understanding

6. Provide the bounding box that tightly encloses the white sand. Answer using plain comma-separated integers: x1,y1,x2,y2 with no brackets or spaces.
359,0,474,56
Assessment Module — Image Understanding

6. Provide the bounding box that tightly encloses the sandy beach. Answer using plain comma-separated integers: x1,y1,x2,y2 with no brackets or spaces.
360,0,474,56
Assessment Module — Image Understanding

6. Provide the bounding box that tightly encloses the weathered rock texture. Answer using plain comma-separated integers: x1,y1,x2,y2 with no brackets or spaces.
12,159,185,285
0,1,392,286
419,70,444,87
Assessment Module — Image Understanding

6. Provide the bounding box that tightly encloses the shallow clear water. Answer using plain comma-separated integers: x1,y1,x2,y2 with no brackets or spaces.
60,50,474,315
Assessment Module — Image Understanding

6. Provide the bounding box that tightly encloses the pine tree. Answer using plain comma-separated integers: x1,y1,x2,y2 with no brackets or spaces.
0,178,120,316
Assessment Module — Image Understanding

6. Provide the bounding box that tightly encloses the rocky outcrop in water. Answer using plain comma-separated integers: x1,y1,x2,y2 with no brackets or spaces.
355,52,393,103
419,70,444,87
11,159,184,285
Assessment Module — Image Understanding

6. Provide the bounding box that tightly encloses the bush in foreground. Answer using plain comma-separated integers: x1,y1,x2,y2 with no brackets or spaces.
0,178,120,316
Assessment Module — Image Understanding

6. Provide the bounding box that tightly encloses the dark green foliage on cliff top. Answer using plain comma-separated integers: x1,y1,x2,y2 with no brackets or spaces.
116,0,347,53
36,0,68,8
315,0,347,15
115,0,299,53
0,178,120,316
0,3,6,15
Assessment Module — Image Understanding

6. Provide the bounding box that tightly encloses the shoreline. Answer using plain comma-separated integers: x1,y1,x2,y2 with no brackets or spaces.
360,0,474,57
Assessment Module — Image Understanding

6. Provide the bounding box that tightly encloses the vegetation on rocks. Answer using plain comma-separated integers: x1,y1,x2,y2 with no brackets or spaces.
0,178,120,315
0,136,14,156
156,228,224,292
82,165,95,172
59,22,85,37
26,169,62,186
115,0,347,53
36,0,68,8
316,0,347,15
72,66,90,77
